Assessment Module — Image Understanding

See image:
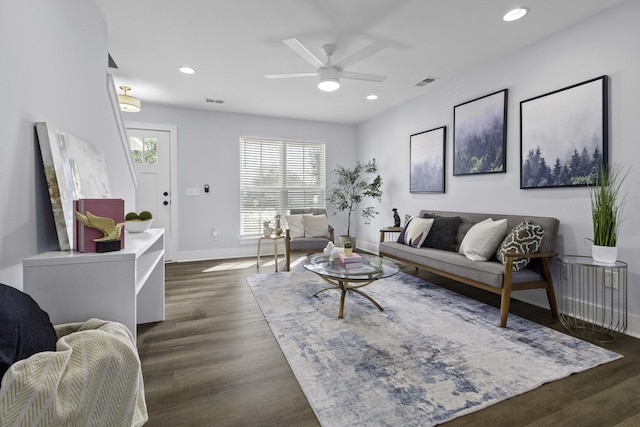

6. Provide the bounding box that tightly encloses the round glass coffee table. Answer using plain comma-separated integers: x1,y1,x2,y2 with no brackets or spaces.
304,253,399,318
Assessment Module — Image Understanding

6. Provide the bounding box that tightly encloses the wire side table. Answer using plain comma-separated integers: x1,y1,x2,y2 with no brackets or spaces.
557,255,628,343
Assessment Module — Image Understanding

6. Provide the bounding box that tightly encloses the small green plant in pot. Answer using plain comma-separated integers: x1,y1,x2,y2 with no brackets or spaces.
327,159,382,249
589,164,630,264
125,210,154,233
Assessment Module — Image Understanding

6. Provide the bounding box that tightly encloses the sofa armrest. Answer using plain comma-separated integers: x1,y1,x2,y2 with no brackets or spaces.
379,227,403,243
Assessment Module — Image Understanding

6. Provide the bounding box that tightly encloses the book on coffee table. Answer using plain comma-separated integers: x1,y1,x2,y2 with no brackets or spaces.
338,252,362,263
334,257,363,269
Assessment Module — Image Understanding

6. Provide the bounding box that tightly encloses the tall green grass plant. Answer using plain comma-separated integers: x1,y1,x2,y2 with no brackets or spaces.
589,164,630,247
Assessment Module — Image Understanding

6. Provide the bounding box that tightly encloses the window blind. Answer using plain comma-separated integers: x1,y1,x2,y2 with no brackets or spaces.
239,138,326,235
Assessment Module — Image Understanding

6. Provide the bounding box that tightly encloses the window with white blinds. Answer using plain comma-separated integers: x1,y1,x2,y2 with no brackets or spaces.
239,138,326,236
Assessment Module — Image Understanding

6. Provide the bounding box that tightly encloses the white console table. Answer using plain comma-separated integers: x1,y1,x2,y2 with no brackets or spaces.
23,229,165,341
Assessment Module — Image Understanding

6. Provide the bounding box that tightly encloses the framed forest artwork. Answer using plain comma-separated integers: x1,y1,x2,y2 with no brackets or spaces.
520,75,608,189
410,126,446,193
453,89,507,176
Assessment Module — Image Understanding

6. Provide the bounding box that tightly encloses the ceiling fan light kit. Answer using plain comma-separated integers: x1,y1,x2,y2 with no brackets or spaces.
266,38,387,93
318,67,340,92
118,85,141,112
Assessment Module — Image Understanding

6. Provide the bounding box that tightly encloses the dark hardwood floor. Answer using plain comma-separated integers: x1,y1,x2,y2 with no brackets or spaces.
137,256,640,427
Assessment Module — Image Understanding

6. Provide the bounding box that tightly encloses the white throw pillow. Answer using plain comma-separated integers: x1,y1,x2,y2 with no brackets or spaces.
286,214,305,238
458,218,508,261
303,214,330,238
403,217,434,248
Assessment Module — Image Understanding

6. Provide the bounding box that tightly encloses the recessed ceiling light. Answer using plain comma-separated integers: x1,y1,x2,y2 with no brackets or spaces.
366,94,378,100
503,7,528,22
179,66,196,74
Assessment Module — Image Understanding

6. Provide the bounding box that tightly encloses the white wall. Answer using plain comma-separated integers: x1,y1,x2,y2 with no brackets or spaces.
357,0,640,334
128,103,357,261
0,0,135,290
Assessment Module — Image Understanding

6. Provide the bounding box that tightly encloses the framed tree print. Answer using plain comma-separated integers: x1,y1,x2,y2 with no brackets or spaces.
453,89,507,176
520,75,608,189
410,126,446,193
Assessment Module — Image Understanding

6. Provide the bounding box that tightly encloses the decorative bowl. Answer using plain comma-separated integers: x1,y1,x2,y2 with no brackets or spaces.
125,219,153,233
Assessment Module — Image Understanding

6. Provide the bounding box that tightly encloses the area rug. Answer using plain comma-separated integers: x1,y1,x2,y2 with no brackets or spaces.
246,268,621,427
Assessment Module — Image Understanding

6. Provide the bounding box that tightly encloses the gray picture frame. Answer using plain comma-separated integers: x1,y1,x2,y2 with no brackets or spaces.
520,75,608,189
410,126,446,193
453,89,507,176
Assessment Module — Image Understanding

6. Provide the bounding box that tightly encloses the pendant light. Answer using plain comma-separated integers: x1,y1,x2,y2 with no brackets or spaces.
118,86,141,112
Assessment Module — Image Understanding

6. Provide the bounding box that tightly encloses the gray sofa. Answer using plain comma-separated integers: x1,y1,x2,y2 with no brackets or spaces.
379,210,559,327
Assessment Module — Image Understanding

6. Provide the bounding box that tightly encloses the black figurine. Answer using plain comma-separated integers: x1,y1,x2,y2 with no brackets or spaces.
392,208,401,227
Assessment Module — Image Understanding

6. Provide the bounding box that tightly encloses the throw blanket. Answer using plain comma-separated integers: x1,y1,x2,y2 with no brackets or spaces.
0,319,147,427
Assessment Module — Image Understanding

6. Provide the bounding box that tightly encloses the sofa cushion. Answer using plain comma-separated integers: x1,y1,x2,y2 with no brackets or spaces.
458,218,508,261
496,220,544,271
303,214,330,238
422,214,462,251
286,214,305,238
0,283,57,381
379,242,544,288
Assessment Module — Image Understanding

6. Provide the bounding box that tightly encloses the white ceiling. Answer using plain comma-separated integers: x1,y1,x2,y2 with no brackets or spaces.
96,0,624,125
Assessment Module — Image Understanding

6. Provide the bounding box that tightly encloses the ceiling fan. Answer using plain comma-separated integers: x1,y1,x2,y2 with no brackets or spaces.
265,38,387,92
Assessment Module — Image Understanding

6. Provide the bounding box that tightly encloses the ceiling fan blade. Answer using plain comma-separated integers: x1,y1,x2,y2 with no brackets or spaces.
338,70,387,82
335,40,387,70
265,72,318,79
283,38,325,67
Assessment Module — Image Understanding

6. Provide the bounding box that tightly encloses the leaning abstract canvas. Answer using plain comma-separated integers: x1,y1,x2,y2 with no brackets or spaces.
36,122,112,250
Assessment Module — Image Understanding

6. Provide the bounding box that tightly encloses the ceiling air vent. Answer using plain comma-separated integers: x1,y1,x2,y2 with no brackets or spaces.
205,98,224,104
415,77,436,87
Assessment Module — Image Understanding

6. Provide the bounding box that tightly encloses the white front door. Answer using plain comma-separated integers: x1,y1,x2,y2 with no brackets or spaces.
126,128,173,260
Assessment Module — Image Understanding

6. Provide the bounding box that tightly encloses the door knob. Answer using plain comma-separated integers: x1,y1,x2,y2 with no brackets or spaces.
163,201,169,206
163,192,169,196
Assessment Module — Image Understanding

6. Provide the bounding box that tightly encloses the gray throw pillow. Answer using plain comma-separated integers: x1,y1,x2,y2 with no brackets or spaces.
421,214,462,251
496,220,544,271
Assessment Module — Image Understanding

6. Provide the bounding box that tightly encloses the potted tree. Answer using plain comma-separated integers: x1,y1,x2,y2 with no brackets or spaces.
327,159,382,249
589,164,630,264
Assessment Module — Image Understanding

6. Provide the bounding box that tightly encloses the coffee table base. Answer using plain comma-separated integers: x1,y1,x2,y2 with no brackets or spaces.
313,277,383,318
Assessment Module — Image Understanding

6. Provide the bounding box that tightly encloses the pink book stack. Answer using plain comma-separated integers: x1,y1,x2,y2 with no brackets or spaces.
334,252,363,269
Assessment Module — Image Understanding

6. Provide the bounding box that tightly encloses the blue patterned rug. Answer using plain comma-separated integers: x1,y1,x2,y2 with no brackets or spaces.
246,268,621,427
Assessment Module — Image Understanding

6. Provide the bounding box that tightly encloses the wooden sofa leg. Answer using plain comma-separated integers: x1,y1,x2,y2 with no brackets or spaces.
499,286,511,328
541,258,559,318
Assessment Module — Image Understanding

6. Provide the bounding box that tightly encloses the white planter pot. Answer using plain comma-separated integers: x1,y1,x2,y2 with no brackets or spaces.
592,245,618,265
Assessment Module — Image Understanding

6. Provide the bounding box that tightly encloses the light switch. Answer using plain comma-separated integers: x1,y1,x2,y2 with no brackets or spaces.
185,187,201,196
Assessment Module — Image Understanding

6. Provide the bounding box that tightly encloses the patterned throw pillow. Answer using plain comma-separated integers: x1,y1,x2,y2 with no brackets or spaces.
402,217,434,248
496,220,544,271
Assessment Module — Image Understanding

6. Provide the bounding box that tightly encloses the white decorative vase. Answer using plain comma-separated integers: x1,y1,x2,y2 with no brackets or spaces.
592,245,618,265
